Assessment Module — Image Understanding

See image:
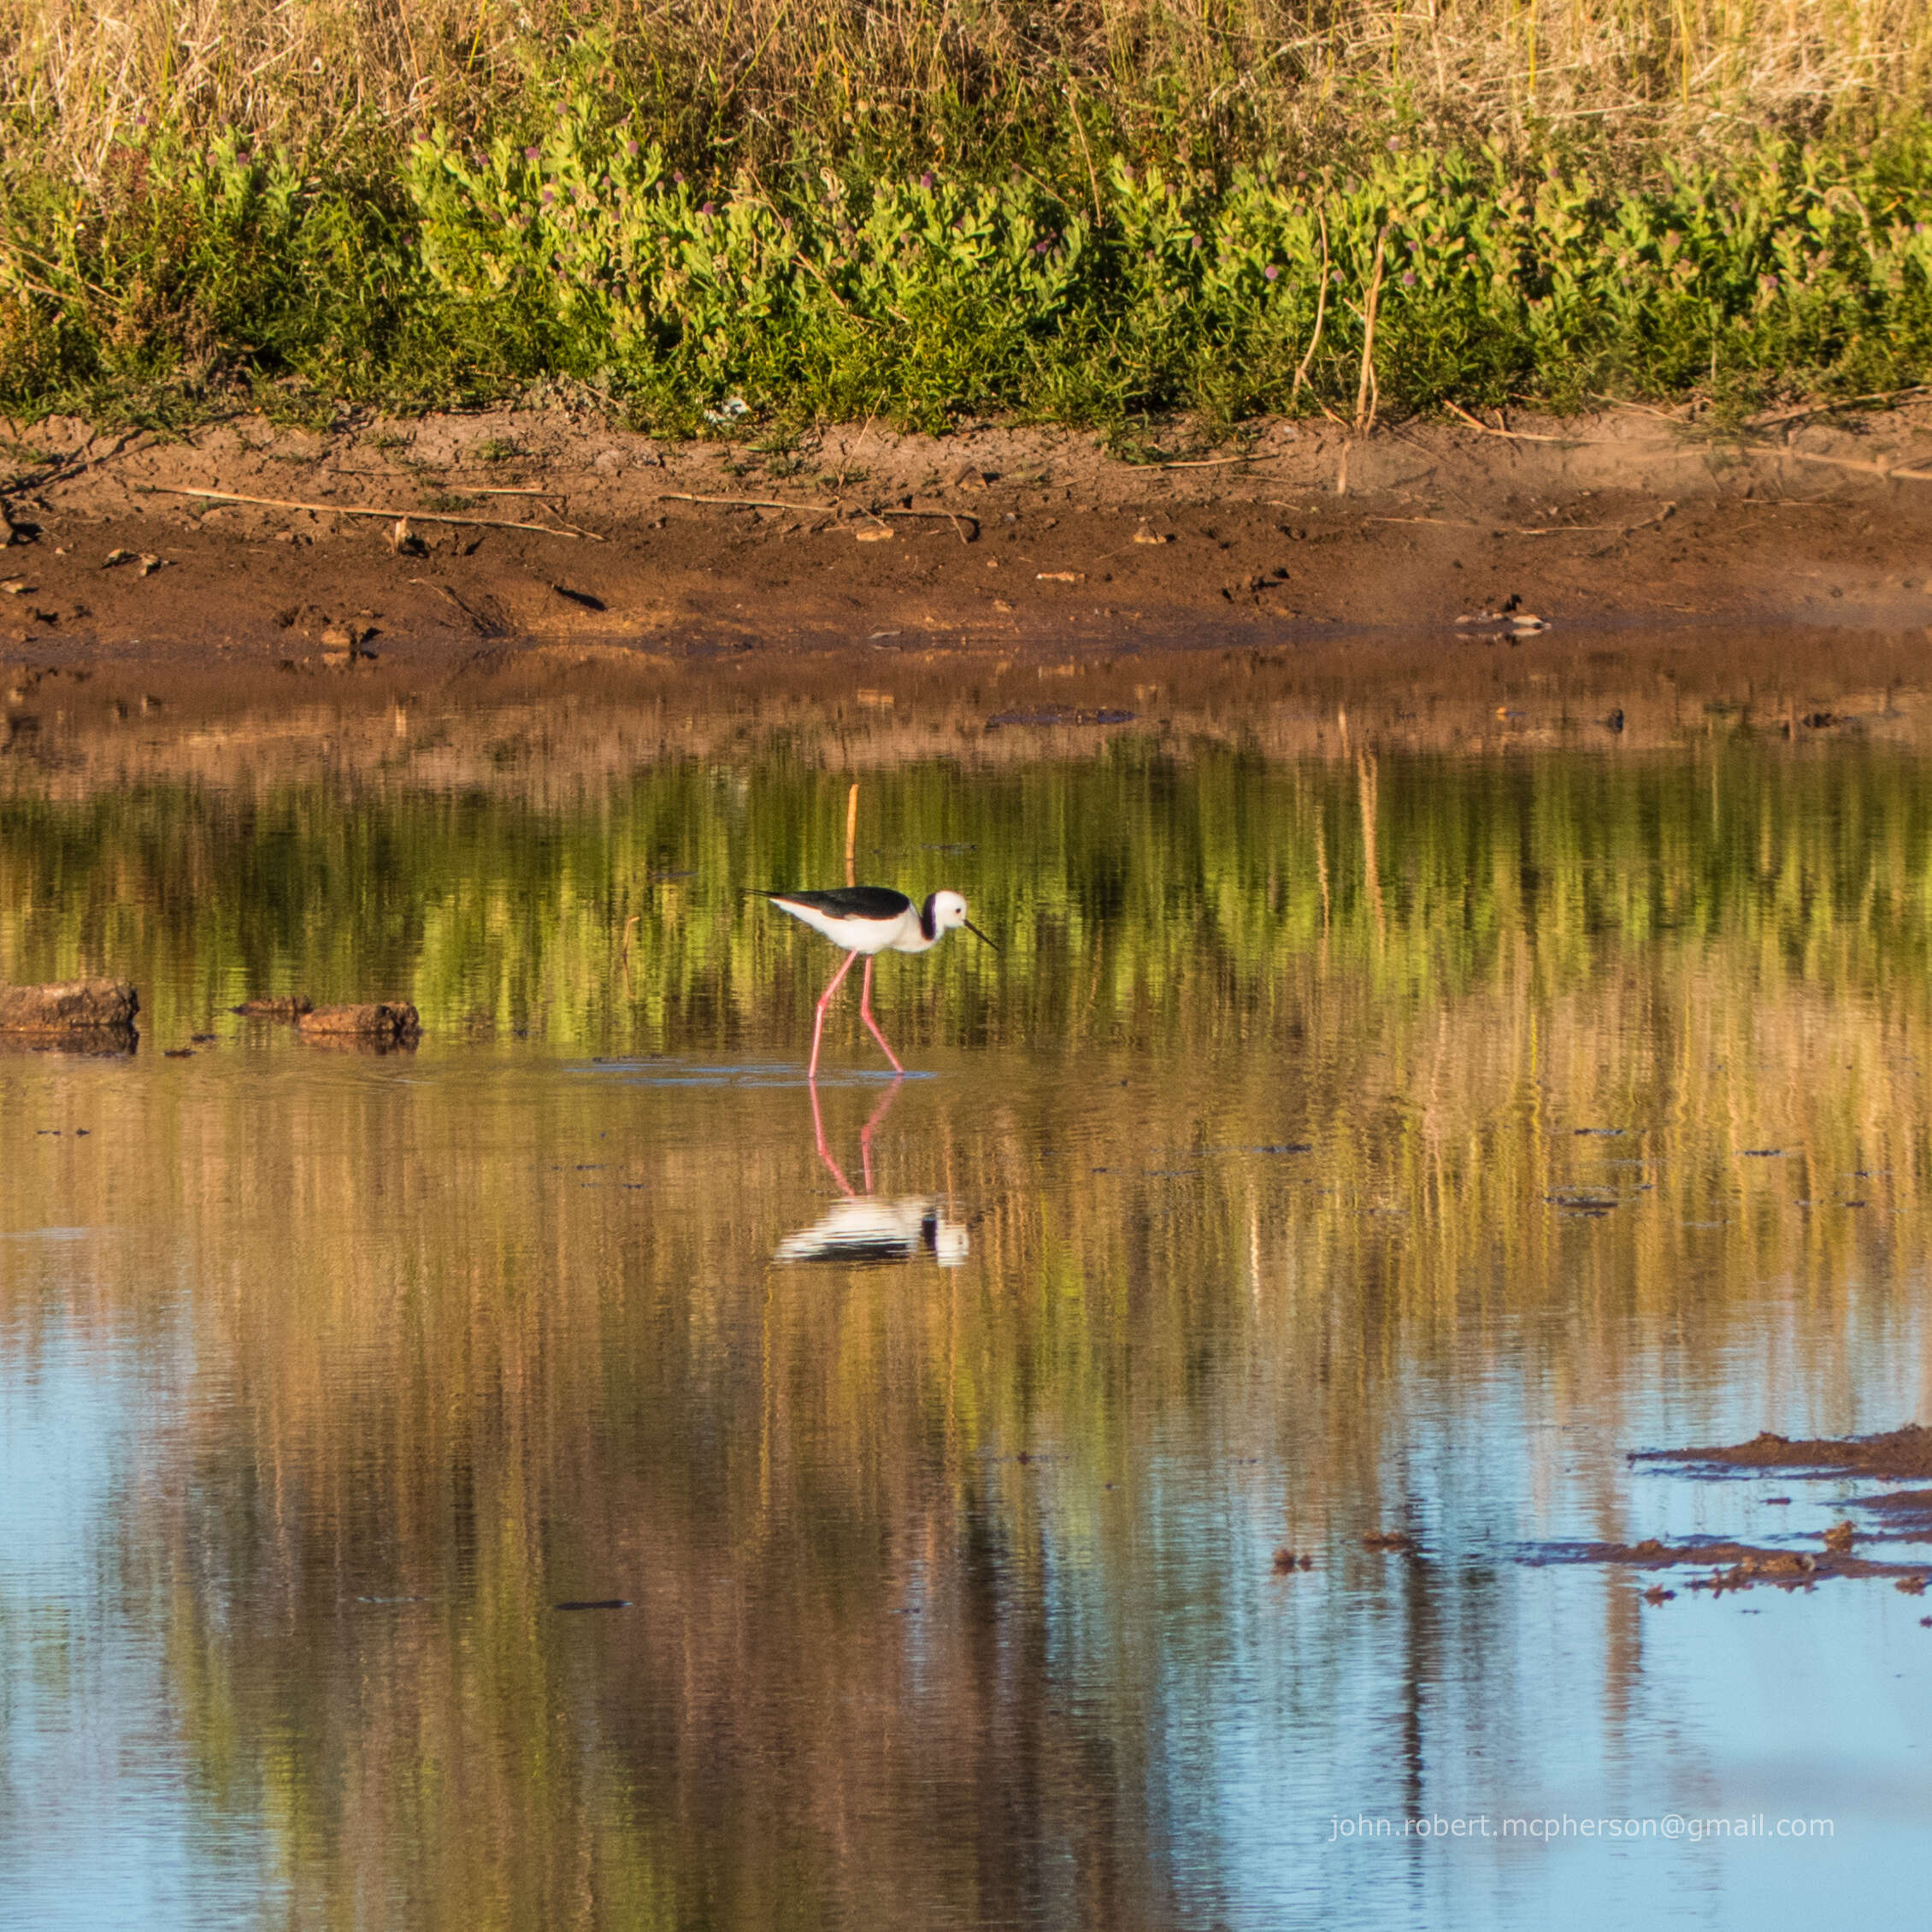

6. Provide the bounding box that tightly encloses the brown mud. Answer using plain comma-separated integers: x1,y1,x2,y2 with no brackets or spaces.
1541,1427,1932,1595
1640,1424,1932,1481
1561,1538,1931,1594
7,403,1932,679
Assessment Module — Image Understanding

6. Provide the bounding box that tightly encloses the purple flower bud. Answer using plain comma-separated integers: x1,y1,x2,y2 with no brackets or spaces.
919,171,934,190
673,171,686,185
1189,233,1201,250
699,200,716,216
1401,269,1417,286
626,139,639,157
540,187,556,204
1263,263,1280,280
525,146,540,161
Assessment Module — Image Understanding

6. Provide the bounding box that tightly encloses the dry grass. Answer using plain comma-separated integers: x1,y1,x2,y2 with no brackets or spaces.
3,0,1929,184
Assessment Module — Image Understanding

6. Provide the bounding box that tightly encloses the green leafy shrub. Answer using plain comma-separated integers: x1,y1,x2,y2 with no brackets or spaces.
6,94,1932,427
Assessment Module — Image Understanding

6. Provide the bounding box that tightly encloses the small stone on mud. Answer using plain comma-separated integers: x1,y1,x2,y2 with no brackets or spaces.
1823,1520,1856,1552
1643,1586,1676,1605
1272,1546,1311,1573
1133,526,1172,545
854,525,893,543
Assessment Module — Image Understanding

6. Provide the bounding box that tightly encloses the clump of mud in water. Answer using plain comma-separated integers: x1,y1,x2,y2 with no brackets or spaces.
1526,1426,1932,1593
1636,1424,1932,1481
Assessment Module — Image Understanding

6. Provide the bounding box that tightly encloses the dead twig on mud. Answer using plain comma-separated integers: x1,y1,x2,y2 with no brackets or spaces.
1752,445,1932,483
660,490,836,513
1443,399,1572,444
875,506,978,545
149,486,602,539
663,492,974,542
1149,454,1277,470
1749,386,1931,429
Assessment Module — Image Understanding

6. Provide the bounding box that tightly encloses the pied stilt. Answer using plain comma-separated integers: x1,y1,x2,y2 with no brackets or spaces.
762,886,996,1077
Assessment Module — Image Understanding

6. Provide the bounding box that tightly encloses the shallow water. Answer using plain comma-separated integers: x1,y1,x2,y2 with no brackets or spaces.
4,728,1931,1929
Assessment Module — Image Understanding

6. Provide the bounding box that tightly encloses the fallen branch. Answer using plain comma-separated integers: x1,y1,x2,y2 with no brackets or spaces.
1151,455,1271,470
659,490,835,513
1761,446,1932,482
150,486,601,539
1749,386,1931,429
875,506,978,545
1442,399,1572,444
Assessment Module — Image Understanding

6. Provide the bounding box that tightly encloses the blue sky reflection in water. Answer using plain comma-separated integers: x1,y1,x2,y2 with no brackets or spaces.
3,730,1931,1929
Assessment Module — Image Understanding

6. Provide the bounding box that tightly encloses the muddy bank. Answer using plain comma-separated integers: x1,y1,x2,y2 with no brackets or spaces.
8,404,1932,672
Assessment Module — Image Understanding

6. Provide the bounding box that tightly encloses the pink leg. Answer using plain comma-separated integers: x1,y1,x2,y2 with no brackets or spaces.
857,1074,904,1193
808,948,860,1081
810,1079,857,1196
858,957,904,1074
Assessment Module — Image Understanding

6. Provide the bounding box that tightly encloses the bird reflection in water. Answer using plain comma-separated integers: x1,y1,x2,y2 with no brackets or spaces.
773,1077,969,1266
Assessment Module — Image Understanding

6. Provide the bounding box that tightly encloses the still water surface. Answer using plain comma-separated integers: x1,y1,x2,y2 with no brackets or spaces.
3,727,1931,1928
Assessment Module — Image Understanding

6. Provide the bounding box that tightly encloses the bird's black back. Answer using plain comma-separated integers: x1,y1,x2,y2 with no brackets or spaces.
763,886,913,921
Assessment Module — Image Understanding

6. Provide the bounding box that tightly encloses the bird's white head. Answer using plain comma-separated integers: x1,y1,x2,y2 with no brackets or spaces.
926,891,997,950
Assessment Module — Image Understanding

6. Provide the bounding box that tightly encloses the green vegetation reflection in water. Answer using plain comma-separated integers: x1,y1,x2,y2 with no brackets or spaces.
5,738,1932,1053
3,737,1932,1923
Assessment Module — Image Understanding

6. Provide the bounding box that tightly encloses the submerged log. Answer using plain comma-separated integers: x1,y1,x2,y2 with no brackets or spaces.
233,995,314,1018
0,978,139,1033
297,1001,421,1042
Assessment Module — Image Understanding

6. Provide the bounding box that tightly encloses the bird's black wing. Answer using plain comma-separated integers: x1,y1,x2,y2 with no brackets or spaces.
763,886,912,921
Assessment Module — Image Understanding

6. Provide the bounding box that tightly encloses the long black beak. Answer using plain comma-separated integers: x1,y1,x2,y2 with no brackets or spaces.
963,920,998,951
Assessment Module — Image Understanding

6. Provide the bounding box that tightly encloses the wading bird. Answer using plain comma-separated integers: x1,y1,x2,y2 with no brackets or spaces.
763,886,996,1078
